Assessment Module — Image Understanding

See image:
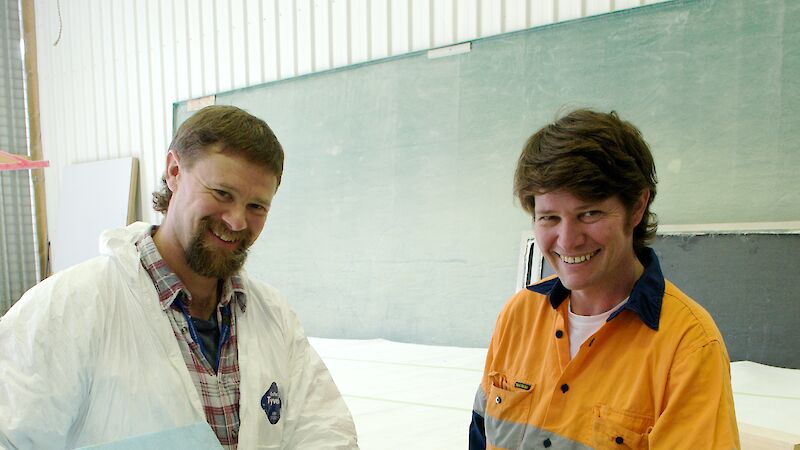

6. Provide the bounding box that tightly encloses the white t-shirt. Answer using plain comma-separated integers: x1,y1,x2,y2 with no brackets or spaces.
568,298,628,358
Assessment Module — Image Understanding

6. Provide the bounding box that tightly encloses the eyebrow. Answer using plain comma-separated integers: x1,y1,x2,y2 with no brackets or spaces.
215,182,272,207
534,203,598,215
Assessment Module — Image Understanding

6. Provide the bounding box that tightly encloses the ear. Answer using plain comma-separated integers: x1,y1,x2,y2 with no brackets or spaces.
630,189,651,229
165,150,181,193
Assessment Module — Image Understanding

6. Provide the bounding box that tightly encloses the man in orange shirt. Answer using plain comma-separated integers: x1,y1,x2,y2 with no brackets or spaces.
469,109,739,449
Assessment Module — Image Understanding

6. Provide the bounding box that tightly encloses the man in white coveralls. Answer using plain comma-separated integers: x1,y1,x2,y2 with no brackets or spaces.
0,105,358,450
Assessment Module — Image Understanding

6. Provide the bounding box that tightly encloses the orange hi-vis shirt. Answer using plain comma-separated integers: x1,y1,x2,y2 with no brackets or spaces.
469,248,740,449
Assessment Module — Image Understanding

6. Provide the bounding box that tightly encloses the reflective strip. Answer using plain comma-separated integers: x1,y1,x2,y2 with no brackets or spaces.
484,415,594,450
520,427,593,450
485,414,529,449
473,385,487,415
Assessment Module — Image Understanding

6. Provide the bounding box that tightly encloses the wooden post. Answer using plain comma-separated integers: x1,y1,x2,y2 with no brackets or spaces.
21,0,49,279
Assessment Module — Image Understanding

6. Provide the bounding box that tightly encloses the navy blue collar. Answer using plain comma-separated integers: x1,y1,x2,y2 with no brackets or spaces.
527,247,665,330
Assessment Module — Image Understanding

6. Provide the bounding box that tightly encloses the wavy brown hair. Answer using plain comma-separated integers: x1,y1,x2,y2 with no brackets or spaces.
514,109,658,252
152,105,284,213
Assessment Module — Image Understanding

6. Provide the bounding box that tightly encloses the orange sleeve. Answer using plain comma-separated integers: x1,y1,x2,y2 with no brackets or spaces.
649,340,740,449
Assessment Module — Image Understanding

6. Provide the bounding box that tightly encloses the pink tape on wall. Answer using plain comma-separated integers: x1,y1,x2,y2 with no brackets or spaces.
0,150,49,171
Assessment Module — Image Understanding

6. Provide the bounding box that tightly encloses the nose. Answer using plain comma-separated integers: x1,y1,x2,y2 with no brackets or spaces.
221,206,248,232
556,218,586,251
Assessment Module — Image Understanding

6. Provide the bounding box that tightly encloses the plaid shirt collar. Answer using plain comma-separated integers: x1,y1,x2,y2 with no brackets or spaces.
135,225,247,313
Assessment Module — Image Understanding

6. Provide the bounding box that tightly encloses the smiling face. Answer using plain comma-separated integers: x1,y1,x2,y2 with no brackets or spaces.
533,189,648,310
160,145,279,279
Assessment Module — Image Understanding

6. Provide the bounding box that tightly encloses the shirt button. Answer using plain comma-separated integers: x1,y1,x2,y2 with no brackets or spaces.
561,383,569,393
543,438,552,447
495,396,502,404
555,330,564,338
615,436,624,444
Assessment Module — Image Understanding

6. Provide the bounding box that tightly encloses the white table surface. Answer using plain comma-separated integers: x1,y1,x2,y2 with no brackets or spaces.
311,337,800,449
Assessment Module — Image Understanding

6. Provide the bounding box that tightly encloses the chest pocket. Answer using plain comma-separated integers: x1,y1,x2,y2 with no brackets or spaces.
591,404,653,450
484,373,535,450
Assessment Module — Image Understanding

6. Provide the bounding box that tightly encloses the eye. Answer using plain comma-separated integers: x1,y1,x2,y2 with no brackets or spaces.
248,203,269,216
212,189,232,200
535,215,558,224
579,210,603,223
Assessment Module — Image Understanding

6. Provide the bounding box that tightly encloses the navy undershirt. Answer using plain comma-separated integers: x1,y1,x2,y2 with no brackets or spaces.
191,311,221,371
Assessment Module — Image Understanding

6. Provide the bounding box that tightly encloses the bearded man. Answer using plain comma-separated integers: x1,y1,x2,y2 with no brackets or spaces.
0,106,358,450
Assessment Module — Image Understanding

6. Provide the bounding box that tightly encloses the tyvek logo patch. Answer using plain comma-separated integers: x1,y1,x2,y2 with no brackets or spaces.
261,382,282,425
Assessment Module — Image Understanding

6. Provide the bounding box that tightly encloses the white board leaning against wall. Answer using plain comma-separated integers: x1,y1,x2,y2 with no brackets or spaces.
50,157,138,274
516,230,545,292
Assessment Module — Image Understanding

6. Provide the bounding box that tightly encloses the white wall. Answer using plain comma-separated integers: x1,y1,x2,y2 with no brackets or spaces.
33,0,665,251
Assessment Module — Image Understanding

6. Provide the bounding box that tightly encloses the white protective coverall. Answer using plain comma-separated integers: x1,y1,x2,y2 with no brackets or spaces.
0,222,358,450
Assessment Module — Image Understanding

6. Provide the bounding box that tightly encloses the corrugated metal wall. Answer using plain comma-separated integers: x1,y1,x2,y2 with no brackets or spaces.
33,0,666,233
1,0,38,312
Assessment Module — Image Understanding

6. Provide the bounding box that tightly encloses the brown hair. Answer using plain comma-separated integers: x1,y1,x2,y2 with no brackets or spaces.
514,109,658,251
152,105,284,213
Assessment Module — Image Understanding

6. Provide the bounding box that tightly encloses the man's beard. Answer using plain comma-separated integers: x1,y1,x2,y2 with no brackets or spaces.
185,217,252,279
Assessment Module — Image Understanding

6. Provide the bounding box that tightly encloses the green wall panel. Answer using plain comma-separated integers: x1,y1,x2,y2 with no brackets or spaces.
175,0,800,348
